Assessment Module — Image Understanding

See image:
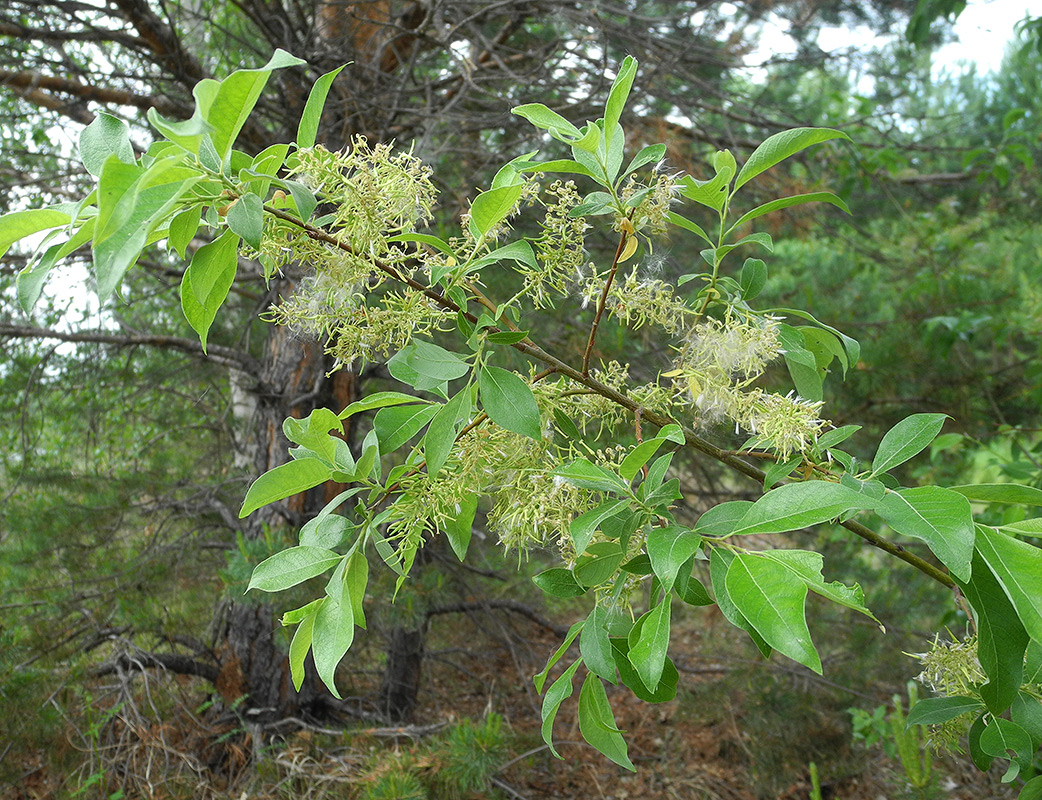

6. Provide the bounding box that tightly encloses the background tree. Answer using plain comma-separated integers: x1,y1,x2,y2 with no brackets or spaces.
2,2,1040,798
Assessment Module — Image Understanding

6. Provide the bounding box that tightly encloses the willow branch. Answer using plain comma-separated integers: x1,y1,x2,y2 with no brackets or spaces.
582,228,629,376
264,207,957,590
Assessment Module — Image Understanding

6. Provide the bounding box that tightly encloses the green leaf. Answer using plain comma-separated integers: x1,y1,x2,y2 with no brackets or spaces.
206,49,306,164
976,527,1042,643
667,211,713,244
905,696,984,727
603,55,637,148
469,184,523,238
734,128,851,191
969,713,993,771
679,171,731,212
877,487,974,582
533,568,587,598
168,205,202,259
696,500,754,537
553,459,630,495
288,605,317,691
676,569,714,606
581,606,617,683
950,484,1042,507
405,340,470,382
345,551,368,629
339,390,422,420
727,481,874,537
739,258,767,300
478,366,542,440
540,659,582,758
79,112,135,177
284,179,317,222
574,542,624,587
386,232,457,259
95,168,201,300
709,548,771,658
312,594,354,699
643,453,674,495
374,404,438,453
423,388,470,478
1011,692,1042,751
979,717,1033,778
960,549,1029,714
622,143,666,178
239,457,333,517
180,230,241,351
726,192,850,235
569,189,613,216
570,499,631,554
646,525,702,592
515,159,598,179
1002,519,1042,537
726,552,822,673
870,413,948,477
756,549,880,624
629,600,671,692
1020,775,1042,800
817,425,861,451
765,307,860,370
611,638,678,703
467,240,538,272
146,101,212,154
445,493,477,561
784,344,823,401
619,427,683,483
300,512,352,549
247,546,341,592
511,103,582,138
534,621,583,693
297,64,347,149
16,220,94,313
225,192,264,250
762,456,801,490
578,673,635,771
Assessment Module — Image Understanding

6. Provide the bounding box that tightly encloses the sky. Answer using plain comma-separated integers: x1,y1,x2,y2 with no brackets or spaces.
754,0,1038,77
932,0,1040,74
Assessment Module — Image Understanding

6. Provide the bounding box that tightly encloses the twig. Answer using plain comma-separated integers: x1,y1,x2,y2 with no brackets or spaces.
582,227,629,377
263,203,958,590
490,775,530,800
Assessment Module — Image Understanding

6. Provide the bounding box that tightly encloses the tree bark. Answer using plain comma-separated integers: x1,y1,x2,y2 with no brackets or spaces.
378,624,427,722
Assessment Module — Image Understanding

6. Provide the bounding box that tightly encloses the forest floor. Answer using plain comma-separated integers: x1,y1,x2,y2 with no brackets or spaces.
2,584,1022,800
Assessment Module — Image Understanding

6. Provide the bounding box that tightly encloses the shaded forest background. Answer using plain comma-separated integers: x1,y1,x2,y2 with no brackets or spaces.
1,1,1041,798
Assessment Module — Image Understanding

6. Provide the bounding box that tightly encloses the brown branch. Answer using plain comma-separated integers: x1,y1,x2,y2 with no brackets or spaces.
0,323,260,373
426,600,569,637
583,227,629,377
0,68,185,116
0,20,146,48
110,0,206,87
884,171,976,184
264,206,957,590
92,651,219,682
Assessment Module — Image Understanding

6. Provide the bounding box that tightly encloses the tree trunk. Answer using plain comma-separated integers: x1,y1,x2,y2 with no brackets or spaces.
378,624,427,721
216,311,358,720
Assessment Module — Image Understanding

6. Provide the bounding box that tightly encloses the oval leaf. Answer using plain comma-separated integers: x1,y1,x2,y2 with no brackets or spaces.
247,546,341,592
871,413,948,477
479,366,542,440
734,128,851,191
726,552,822,674
239,456,333,517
